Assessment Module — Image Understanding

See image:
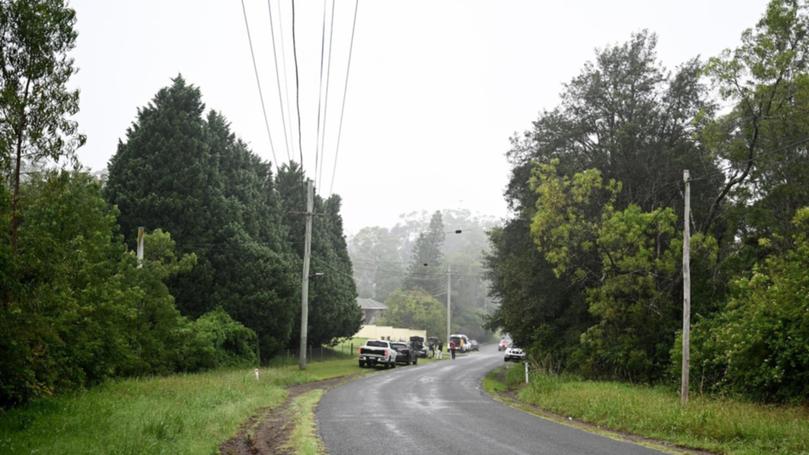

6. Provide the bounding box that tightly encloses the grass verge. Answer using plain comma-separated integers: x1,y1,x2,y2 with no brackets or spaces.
484,364,809,455
0,357,362,455
282,389,325,455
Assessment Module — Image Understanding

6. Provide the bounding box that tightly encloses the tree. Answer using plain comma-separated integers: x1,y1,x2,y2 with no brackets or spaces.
487,31,721,380
275,163,362,349
380,289,445,339
681,208,809,403
106,77,299,360
0,0,84,252
348,226,403,302
404,210,445,294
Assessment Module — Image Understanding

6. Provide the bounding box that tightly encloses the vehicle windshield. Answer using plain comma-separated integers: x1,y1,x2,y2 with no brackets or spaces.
366,341,388,348
392,343,407,349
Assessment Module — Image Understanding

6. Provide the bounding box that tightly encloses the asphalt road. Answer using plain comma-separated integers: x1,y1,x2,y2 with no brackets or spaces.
317,344,664,455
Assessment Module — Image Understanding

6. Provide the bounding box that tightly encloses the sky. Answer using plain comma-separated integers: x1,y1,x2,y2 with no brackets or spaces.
69,0,769,235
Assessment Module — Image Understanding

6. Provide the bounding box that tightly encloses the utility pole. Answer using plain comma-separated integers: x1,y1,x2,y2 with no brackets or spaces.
447,263,452,346
681,170,691,405
299,179,314,370
137,227,145,269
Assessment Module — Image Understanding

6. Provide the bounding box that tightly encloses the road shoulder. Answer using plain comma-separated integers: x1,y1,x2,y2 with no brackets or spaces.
481,366,713,455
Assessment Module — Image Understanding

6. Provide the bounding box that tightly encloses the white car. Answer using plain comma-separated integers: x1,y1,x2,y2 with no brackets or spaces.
504,346,526,362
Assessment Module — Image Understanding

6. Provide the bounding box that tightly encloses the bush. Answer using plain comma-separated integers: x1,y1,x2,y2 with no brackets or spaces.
676,208,809,403
181,308,257,371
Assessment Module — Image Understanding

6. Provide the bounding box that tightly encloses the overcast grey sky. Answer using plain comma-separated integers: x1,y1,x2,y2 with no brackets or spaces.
69,0,768,234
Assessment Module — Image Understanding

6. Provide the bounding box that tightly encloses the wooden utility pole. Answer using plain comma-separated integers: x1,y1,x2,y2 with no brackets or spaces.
447,263,452,346
299,180,314,370
137,227,145,268
681,170,691,405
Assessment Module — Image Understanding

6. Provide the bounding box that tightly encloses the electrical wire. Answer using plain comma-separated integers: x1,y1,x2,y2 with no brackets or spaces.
240,0,279,169
317,0,336,191
277,0,297,164
314,0,328,189
267,0,292,163
291,0,304,171
328,0,359,195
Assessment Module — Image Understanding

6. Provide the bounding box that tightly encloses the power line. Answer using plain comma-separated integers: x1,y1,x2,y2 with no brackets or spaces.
328,0,360,195
291,0,304,171
317,0,336,191
277,0,297,164
267,0,292,163
314,0,328,189
240,0,279,168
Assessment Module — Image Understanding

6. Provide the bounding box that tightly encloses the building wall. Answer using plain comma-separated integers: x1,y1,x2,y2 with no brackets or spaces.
354,324,426,342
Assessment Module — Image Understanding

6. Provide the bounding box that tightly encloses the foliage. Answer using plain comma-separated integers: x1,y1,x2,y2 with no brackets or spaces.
105,77,305,360
404,210,446,295
0,0,85,248
528,161,715,381
487,30,725,383
680,208,809,403
348,226,403,302
276,163,362,349
379,289,446,338
487,0,809,403
0,172,257,406
350,209,497,341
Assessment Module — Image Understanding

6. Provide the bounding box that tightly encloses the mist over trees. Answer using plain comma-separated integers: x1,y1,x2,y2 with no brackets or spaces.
348,209,499,341
486,0,809,403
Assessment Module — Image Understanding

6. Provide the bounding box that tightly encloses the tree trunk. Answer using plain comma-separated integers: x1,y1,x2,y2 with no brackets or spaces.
9,78,30,255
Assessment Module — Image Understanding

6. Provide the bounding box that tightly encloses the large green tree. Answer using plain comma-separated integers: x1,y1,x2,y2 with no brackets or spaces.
105,77,298,360
404,211,446,294
487,31,722,380
380,289,446,339
0,0,84,252
275,163,361,349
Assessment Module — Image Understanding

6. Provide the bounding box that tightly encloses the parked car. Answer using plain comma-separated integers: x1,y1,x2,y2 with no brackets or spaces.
392,341,417,365
504,346,526,362
409,336,429,358
498,339,510,351
358,340,397,368
469,339,479,351
450,334,470,352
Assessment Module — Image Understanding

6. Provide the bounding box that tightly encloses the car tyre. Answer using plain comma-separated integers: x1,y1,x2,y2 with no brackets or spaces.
359,360,365,368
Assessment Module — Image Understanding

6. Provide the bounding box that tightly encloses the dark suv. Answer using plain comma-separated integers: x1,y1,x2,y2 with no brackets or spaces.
391,341,418,365
409,336,429,358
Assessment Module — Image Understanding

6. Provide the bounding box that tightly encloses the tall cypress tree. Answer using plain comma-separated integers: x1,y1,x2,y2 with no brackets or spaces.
106,77,298,359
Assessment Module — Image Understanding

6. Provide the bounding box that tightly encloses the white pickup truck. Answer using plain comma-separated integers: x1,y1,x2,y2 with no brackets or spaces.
358,339,398,368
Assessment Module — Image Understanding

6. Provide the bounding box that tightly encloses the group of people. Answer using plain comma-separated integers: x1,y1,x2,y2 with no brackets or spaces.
429,341,459,360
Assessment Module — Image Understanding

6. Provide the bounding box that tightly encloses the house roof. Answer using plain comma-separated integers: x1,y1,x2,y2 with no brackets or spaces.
357,298,387,310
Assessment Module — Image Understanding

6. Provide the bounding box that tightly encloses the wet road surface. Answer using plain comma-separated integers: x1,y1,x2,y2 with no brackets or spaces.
317,344,663,455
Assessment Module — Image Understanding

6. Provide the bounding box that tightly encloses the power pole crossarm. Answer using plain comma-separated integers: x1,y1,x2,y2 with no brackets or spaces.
299,180,314,370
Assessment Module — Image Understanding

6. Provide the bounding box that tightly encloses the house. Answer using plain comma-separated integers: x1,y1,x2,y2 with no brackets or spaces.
357,297,387,324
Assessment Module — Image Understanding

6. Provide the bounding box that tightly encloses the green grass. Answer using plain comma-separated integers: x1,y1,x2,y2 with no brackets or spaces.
330,337,366,357
0,357,362,455
485,365,809,455
282,390,325,455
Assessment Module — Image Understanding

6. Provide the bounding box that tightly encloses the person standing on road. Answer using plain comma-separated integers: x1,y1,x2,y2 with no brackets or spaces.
450,341,457,360
437,341,443,359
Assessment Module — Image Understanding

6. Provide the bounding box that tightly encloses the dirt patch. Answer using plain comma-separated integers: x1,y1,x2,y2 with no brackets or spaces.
486,368,714,455
219,376,353,455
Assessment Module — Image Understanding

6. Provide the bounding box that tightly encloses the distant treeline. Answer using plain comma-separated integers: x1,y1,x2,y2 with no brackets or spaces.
0,0,360,407
485,1,809,404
